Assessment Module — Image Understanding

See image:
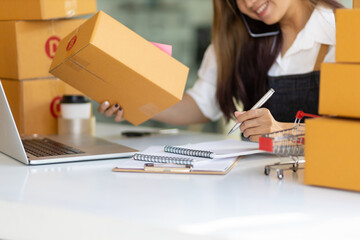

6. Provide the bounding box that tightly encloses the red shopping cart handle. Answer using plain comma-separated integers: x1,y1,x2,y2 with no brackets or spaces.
295,111,320,120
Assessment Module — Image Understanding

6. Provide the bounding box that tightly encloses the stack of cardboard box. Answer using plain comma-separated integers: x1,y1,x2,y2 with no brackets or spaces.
304,1,360,192
354,0,360,8
0,0,97,135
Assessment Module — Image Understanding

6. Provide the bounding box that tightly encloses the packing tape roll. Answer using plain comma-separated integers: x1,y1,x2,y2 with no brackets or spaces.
65,0,77,17
58,116,95,136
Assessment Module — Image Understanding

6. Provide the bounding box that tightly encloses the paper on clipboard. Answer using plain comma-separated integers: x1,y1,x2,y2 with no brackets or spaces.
113,139,262,174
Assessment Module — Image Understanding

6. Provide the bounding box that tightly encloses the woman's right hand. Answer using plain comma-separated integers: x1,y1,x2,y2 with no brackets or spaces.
234,108,285,142
97,101,125,122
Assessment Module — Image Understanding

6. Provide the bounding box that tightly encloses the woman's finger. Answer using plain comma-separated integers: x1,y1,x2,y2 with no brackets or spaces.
243,125,270,138
104,103,120,117
114,108,125,122
234,111,245,122
240,117,261,132
97,101,110,114
249,134,262,142
236,108,263,123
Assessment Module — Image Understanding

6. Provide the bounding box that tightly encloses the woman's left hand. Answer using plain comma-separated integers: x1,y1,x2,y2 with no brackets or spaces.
234,108,290,142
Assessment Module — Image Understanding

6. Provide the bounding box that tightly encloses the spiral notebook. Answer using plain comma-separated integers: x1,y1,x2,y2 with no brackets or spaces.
113,139,264,174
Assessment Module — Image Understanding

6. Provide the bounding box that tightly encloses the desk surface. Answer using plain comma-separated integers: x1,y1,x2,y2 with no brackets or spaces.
0,123,359,240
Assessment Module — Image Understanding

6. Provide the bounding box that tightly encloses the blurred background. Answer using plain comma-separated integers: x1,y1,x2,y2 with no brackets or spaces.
93,0,218,133
93,0,353,133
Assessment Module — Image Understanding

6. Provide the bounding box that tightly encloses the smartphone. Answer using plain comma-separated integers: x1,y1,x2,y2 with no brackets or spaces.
240,13,280,38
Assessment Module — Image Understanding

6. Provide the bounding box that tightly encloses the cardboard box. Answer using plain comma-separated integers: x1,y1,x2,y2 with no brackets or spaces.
1,78,81,135
354,0,360,8
0,0,97,20
0,18,85,80
304,117,360,192
319,63,360,118
50,11,189,126
335,9,360,63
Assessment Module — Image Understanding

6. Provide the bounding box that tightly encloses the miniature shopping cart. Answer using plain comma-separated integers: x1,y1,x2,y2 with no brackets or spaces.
259,111,319,179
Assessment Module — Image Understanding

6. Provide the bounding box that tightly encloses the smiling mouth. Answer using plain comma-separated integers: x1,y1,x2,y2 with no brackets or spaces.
256,1,269,15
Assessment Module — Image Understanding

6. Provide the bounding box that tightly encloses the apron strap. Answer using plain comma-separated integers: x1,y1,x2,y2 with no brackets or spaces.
313,44,330,71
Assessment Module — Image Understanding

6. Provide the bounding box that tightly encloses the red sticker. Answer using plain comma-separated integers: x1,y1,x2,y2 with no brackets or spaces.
45,36,60,59
66,35,77,51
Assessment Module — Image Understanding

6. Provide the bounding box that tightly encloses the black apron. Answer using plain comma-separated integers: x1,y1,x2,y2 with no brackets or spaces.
265,71,320,122
265,44,329,122
242,44,329,139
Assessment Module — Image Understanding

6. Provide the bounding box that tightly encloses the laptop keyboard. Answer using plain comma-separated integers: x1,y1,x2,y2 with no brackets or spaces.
22,138,84,157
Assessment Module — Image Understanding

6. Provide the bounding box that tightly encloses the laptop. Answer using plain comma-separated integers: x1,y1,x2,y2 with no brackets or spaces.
0,81,138,165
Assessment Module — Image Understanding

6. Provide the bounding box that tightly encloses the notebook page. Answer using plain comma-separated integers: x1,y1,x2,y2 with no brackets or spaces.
116,139,262,172
173,139,263,158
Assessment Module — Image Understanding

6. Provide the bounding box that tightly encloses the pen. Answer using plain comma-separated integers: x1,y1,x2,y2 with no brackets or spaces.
227,88,275,135
121,128,179,137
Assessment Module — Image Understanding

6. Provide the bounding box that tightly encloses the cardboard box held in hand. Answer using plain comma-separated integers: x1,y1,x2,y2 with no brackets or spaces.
50,11,189,126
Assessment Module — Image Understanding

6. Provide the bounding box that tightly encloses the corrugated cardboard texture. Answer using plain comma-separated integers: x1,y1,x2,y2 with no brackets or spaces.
2,78,81,135
319,63,360,118
336,9,360,63
0,0,97,20
50,11,189,126
305,117,360,192
0,18,85,80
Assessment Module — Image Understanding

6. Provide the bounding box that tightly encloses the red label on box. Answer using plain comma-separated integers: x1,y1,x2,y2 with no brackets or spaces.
45,36,60,59
66,35,77,51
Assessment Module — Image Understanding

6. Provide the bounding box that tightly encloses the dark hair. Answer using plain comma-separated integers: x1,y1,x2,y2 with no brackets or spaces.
212,0,344,121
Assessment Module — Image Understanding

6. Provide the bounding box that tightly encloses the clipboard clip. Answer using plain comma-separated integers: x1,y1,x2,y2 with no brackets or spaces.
144,163,193,173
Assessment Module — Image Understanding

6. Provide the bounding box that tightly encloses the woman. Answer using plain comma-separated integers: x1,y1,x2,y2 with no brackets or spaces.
98,0,343,141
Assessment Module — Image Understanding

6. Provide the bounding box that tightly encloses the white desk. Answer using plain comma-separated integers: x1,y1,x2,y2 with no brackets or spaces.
0,123,359,240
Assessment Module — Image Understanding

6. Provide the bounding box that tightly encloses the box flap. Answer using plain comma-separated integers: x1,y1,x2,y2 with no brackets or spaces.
50,12,99,73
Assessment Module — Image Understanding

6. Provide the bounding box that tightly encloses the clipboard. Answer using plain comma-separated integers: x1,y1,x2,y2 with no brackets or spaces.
112,158,241,175
112,139,261,175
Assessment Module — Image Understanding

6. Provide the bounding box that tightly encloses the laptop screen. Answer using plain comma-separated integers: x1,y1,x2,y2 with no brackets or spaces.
0,81,29,164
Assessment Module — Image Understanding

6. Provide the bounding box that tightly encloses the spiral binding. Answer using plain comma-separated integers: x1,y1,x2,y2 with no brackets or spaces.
164,145,213,159
132,153,194,165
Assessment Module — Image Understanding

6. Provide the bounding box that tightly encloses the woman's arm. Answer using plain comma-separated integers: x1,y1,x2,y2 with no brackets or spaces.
152,94,210,125
97,93,210,125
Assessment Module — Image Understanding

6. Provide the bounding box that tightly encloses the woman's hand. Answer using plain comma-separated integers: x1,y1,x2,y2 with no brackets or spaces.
97,101,125,122
234,108,292,142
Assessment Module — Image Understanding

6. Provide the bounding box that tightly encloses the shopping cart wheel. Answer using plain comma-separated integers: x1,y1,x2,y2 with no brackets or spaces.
277,169,283,180
264,166,270,175
292,162,298,172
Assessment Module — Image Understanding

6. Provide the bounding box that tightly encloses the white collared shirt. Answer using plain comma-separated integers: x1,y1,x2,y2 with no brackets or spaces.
187,6,336,121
